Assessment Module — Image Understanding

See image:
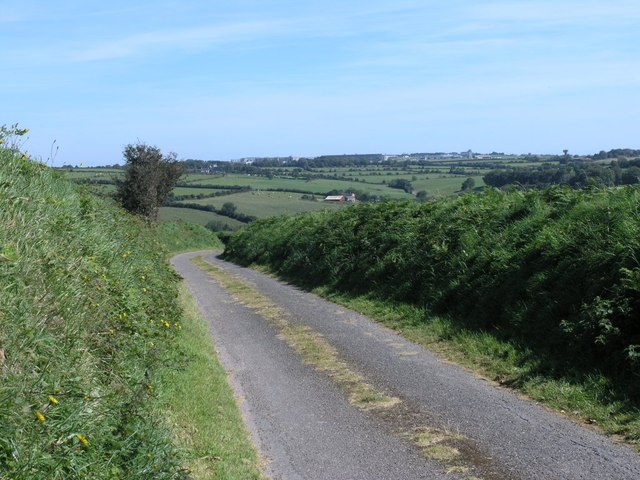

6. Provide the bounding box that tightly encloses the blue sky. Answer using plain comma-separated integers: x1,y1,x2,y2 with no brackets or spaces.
2,1,639,165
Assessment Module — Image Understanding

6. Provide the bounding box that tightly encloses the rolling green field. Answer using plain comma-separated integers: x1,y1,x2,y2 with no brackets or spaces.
182,190,348,218
159,206,246,228
61,159,501,226
62,168,123,180
172,186,235,196
411,175,485,196
180,173,413,199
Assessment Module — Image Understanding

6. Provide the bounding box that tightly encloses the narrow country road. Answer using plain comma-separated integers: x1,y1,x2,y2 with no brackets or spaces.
172,250,640,480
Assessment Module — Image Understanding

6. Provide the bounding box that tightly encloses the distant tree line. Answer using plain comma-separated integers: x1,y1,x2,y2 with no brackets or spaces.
591,148,640,160
165,200,257,223
168,189,244,202
484,161,640,189
387,178,413,193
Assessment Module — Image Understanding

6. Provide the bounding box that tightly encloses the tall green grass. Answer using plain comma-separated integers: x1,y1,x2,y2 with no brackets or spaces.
157,221,223,253
0,129,188,478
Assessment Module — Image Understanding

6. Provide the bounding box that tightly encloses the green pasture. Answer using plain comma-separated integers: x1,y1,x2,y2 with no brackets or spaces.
159,207,245,228
179,173,223,184
62,168,122,180
172,186,234,196
182,174,412,199
179,190,349,219
412,175,486,197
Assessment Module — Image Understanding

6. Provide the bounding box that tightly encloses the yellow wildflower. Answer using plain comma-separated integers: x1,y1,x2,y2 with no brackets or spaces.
48,395,59,405
76,434,89,447
35,411,45,422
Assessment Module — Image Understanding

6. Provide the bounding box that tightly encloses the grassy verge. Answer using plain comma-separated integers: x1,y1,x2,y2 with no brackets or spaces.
0,125,261,479
0,127,187,478
157,221,223,253
313,289,640,450
156,285,262,480
154,222,262,479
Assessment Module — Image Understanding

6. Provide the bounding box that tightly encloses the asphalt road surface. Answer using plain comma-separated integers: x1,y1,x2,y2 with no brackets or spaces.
172,250,640,480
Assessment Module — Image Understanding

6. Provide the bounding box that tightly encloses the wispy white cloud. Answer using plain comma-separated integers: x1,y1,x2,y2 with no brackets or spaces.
468,1,640,26
3,0,640,164
73,20,290,62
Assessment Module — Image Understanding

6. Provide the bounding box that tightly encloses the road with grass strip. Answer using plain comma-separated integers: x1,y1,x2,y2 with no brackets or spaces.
172,251,640,480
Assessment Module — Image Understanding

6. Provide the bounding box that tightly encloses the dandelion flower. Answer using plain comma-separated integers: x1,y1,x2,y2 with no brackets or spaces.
76,434,89,447
48,395,59,405
35,411,45,422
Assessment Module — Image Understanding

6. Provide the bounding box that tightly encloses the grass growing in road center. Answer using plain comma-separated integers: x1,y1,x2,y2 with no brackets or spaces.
191,257,490,478
191,256,400,411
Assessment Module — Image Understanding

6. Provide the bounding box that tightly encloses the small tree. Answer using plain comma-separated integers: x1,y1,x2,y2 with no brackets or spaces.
220,202,237,217
115,143,183,221
461,177,476,191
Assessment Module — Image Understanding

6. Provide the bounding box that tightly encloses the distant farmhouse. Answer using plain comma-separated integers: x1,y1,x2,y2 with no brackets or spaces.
324,193,357,202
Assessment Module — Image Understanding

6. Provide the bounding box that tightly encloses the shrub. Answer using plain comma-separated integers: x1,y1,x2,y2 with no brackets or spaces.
115,143,183,221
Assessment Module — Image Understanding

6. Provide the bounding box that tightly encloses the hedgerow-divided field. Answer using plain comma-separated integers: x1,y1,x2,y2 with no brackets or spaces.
64,150,640,237
61,156,511,227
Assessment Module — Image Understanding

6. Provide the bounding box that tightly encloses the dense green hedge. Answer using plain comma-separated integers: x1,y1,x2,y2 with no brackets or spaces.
0,130,188,478
224,187,640,375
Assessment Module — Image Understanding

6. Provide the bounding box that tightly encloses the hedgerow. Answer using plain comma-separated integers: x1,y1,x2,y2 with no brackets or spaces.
223,186,640,377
